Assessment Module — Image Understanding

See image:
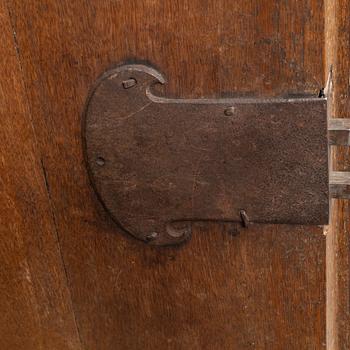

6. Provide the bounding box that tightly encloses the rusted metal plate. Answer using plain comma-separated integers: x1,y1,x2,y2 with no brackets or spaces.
83,64,329,245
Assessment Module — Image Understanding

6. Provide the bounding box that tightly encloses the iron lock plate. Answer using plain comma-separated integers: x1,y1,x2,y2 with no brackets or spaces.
83,64,329,246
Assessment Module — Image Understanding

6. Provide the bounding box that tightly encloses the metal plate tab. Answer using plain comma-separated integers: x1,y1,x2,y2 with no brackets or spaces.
83,64,329,245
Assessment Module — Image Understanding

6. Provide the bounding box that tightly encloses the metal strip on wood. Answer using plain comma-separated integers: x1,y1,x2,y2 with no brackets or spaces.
330,172,350,199
328,119,350,145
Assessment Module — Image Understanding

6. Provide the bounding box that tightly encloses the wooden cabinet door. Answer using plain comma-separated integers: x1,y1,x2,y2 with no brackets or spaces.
1,1,349,349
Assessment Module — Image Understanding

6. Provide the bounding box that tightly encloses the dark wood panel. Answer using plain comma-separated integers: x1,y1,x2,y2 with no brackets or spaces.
0,2,82,349
8,1,326,349
325,0,350,348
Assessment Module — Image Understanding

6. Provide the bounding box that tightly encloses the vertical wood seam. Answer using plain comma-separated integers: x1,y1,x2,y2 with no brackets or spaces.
40,158,85,350
325,0,350,348
4,3,84,349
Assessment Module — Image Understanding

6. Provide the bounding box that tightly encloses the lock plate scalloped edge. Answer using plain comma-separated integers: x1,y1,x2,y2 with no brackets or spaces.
83,64,329,246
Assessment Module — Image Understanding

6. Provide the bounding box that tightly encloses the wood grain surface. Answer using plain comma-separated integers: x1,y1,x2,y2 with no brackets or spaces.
5,1,327,349
325,0,350,348
0,2,82,349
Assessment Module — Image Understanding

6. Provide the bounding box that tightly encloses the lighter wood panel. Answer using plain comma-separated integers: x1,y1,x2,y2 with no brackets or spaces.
325,0,350,348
